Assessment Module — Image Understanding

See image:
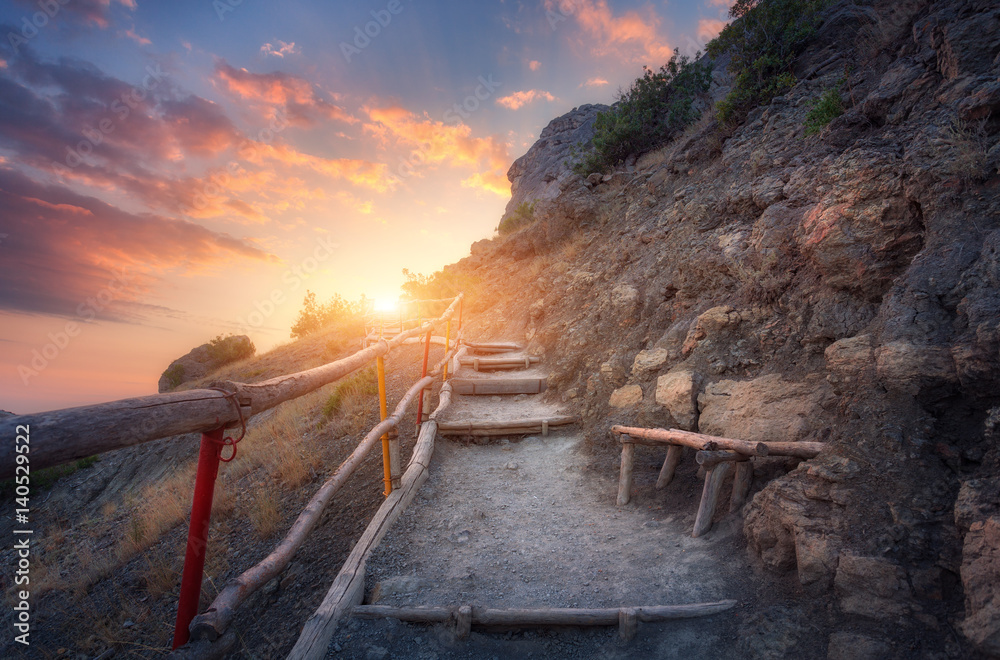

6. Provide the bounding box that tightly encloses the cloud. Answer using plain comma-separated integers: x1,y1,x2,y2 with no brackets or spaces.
260,40,298,58
245,142,396,193
214,61,357,126
496,89,557,110
581,77,609,87
698,18,727,41
528,60,542,71
706,0,735,7
12,0,136,29
122,27,151,45
363,105,510,193
0,168,274,320
546,0,674,64
461,171,510,197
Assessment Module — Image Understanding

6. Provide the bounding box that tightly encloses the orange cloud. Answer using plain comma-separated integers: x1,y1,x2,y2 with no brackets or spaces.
496,90,557,110
363,105,510,194
581,77,609,87
461,171,510,197
529,60,542,71
245,142,395,193
214,62,357,126
698,18,727,41
547,0,673,64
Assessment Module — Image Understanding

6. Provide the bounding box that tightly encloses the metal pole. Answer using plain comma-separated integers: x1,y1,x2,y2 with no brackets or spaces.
377,354,391,497
173,427,225,649
415,329,432,436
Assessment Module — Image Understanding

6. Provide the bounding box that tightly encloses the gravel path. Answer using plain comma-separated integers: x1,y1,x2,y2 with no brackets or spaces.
324,352,754,659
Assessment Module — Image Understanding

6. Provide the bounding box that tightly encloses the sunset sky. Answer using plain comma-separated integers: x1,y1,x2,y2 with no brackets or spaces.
0,0,731,413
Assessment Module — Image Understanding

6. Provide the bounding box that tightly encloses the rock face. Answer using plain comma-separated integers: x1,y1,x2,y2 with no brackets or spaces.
452,0,1000,654
157,335,254,392
498,104,609,229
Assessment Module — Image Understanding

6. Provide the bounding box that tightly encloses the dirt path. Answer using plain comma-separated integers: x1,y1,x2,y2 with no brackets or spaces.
324,349,758,659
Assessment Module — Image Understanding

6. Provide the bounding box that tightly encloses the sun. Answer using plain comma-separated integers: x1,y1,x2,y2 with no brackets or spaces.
373,298,398,313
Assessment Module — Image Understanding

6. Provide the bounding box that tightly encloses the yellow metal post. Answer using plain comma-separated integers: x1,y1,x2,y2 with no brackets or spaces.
442,319,452,381
377,354,391,497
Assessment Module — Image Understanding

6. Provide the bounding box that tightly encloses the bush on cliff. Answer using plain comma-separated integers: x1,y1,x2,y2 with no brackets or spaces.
708,0,830,124
574,49,712,175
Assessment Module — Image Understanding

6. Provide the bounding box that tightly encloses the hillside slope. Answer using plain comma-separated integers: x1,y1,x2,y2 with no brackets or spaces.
446,0,1000,655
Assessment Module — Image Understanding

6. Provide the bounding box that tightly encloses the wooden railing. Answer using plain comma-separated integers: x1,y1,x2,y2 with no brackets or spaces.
0,294,464,657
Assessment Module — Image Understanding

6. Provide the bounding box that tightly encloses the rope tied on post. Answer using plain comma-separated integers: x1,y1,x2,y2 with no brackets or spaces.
205,388,247,463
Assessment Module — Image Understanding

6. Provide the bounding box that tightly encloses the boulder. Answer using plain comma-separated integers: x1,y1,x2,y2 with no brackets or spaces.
824,334,874,393
698,373,834,444
744,464,846,588
834,554,912,620
631,348,668,375
654,369,701,431
875,340,958,395
826,632,891,660
609,384,643,408
158,335,255,393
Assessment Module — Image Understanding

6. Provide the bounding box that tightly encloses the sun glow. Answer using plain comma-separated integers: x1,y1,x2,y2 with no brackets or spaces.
373,298,398,313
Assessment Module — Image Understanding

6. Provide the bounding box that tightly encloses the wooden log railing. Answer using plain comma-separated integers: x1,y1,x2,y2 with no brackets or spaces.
177,331,466,654
0,295,463,480
351,600,738,643
287,382,455,659
611,425,827,537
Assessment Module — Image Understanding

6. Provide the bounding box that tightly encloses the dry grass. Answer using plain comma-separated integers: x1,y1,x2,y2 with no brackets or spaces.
935,117,990,182
249,485,282,539
141,545,180,597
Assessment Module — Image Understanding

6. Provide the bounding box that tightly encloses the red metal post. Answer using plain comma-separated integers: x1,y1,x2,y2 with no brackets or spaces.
414,329,432,435
172,427,225,649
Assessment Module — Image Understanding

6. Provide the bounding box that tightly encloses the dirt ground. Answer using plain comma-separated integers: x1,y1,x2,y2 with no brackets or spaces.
324,357,778,659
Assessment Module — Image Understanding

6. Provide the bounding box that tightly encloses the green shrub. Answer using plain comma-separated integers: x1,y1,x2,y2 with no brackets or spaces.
162,363,186,390
804,84,844,135
0,456,99,497
290,291,366,339
707,0,830,124
322,366,378,419
574,49,712,175
497,200,536,235
206,334,255,366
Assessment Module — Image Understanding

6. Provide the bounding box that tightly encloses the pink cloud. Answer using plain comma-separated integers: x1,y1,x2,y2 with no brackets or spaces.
528,60,542,71
496,89,558,110
581,77,609,87
260,41,298,58
546,0,674,64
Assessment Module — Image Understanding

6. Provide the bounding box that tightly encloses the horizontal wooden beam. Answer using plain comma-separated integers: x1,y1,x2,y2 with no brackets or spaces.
351,600,738,626
612,426,768,456
437,415,578,436
449,378,547,396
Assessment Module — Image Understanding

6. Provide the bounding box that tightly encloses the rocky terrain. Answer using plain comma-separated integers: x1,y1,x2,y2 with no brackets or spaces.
447,0,1000,655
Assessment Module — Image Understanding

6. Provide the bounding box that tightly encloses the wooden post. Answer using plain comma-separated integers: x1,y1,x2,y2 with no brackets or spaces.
617,437,635,506
389,429,401,490
455,605,472,640
695,450,746,469
541,420,549,437
618,607,638,642
656,445,682,489
692,462,732,538
377,355,391,497
730,461,752,513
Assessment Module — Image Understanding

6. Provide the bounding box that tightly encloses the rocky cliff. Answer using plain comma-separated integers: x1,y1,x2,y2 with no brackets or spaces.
453,0,1000,655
